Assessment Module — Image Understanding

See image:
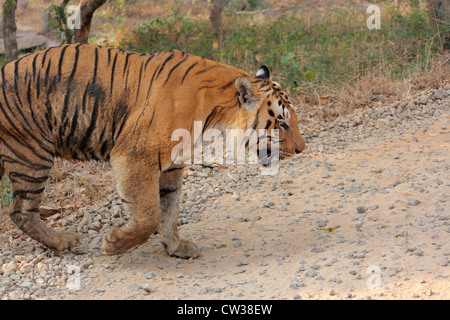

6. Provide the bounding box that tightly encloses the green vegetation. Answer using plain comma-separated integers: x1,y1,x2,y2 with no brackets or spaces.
0,178,12,210
119,4,447,95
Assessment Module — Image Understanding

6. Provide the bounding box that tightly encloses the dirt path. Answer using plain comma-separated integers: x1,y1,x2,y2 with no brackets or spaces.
68,118,450,300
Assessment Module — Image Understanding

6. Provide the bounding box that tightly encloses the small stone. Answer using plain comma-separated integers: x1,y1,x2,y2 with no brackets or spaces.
305,270,317,277
143,272,155,279
1,262,18,274
263,201,275,208
311,263,320,270
419,95,428,104
233,239,242,248
139,284,152,294
311,245,323,253
357,206,366,214
438,260,448,266
407,199,420,206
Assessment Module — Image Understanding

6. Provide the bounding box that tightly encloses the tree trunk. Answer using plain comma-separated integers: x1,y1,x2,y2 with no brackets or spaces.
74,0,107,44
209,0,229,52
61,0,72,44
427,0,448,30
2,0,19,63
427,0,449,49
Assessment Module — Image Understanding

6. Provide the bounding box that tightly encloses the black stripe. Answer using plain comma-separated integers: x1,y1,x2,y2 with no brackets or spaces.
158,150,162,171
163,167,183,173
57,45,69,80
198,85,216,91
159,187,179,197
100,140,109,158
13,60,24,110
81,83,89,114
9,172,49,184
1,155,52,171
252,108,261,130
220,80,235,91
194,65,223,76
25,79,48,140
0,69,30,143
79,95,100,151
36,69,41,98
13,188,45,200
110,51,119,95
146,105,156,129
203,106,221,132
107,48,112,64
66,105,78,146
156,51,175,80
181,62,198,84
62,44,80,120
163,54,188,87
123,52,132,76
44,58,51,87
264,119,272,130
144,53,155,70
31,53,38,81
93,47,99,83
114,116,127,141
41,48,50,67
144,64,160,104
135,62,144,103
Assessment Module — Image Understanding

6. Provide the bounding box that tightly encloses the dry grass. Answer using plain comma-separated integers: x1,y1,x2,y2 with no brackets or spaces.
292,52,450,123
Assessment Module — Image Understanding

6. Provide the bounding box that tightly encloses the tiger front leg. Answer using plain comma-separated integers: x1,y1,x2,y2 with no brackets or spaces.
102,155,160,255
159,168,200,259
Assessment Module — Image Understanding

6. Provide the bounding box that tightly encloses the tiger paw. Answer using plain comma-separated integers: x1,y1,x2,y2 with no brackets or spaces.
168,239,200,259
101,227,148,255
48,231,81,251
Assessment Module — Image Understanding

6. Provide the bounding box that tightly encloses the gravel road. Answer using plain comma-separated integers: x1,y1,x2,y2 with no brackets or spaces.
0,87,449,300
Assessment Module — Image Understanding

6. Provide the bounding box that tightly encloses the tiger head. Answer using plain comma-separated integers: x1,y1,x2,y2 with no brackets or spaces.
234,65,305,162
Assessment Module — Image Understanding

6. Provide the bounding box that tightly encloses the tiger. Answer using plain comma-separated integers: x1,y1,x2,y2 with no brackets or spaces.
0,44,305,258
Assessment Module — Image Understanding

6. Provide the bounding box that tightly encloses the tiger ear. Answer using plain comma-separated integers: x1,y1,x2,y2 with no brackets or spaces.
255,65,271,81
235,77,260,111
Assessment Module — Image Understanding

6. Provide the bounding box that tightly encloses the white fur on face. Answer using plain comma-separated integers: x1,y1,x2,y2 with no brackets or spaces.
273,99,291,119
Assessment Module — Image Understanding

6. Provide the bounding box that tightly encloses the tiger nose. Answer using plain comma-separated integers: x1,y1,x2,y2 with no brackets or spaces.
295,148,303,154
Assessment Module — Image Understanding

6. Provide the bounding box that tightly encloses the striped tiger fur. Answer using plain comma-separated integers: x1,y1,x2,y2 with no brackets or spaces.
0,44,305,256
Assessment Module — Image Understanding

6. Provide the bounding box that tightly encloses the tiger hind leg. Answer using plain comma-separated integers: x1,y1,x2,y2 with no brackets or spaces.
102,154,161,255
158,168,200,259
7,166,80,250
